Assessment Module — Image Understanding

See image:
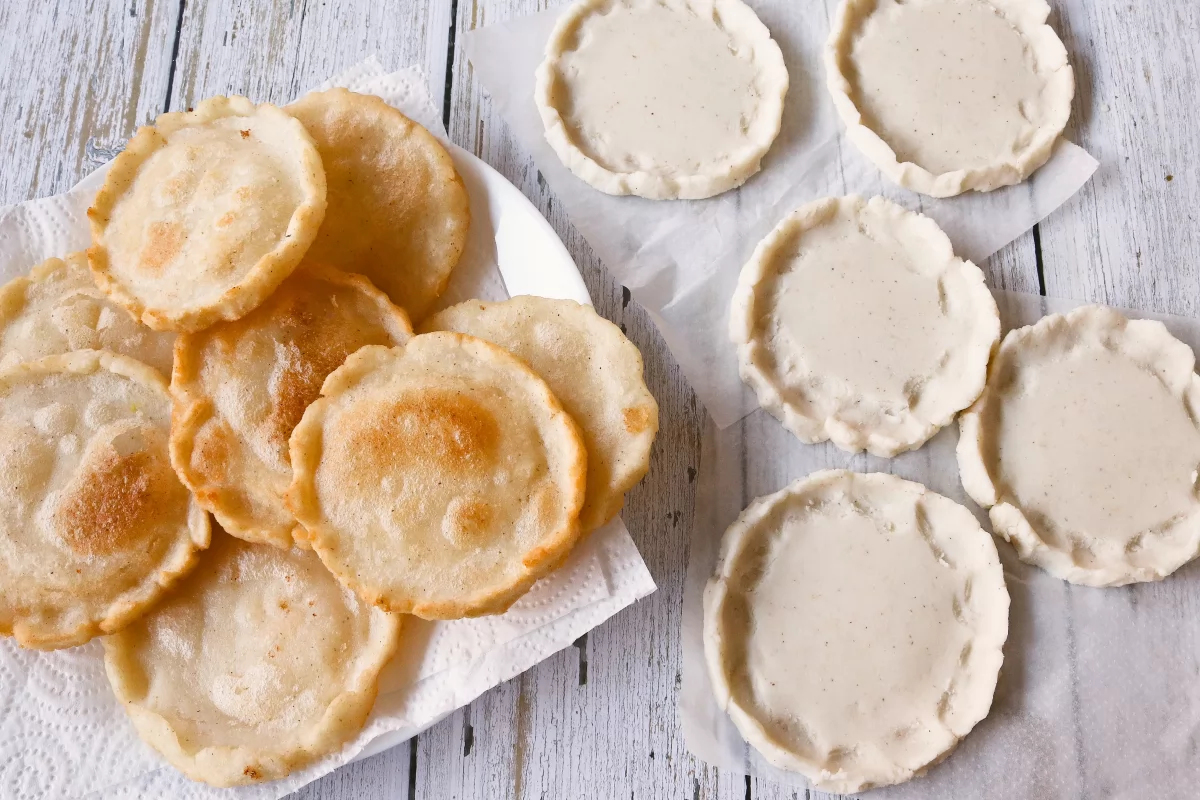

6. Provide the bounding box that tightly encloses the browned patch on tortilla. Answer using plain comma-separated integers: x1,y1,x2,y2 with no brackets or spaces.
139,221,183,274
55,438,183,556
623,405,652,434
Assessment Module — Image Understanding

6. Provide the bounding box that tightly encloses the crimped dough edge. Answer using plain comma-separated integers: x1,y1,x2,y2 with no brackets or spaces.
535,0,789,200
824,0,1075,198
730,195,999,457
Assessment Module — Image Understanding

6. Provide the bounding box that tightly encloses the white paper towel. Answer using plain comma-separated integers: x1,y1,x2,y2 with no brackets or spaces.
0,60,656,800
465,2,1100,428
681,291,1200,799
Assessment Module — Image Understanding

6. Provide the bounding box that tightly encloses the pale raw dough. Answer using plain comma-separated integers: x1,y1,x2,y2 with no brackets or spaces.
825,0,1074,197
704,470,1009,793
730,195,999,456
958,305,1200,587
535,0,788,200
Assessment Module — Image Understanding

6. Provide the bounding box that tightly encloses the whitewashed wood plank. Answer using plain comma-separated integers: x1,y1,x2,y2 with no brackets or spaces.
0,0,178,207
165,0,451,110
1038,0,1200,315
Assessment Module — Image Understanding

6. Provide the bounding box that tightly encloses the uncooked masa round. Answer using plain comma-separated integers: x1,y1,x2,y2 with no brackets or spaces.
535,0,788,200
825,0,1074,197
704,470,1009,793
730,195,999,457
958,305,1200,587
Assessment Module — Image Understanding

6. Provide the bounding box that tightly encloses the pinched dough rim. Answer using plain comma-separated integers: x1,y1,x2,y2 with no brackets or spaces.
287,334,588,619
535,0,789,200
958,305,1200,587
421,296,658,533
102,545,402,788
169,263,412,550
825,0,1075,198
0,350,211,650
730,195,999,456
704,470,1009,793
87,96,327,332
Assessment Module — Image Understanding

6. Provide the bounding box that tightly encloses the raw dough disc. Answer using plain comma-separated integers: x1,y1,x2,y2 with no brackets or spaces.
958,305,1200,587
287,333,588,619
704,470,1009,793
535,0,788,200
0,351,210,650
88,96,327,332
103,529,402,787
422,296,659,534
0,252,176,377
170,263,413,549
825,0,1074,197
730,195,999,456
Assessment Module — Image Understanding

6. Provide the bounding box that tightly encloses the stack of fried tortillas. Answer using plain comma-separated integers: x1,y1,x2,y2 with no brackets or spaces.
0,89,658,787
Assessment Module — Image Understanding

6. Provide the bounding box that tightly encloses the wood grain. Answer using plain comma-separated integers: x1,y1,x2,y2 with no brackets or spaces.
0,0,179,207
1038,0,1200,317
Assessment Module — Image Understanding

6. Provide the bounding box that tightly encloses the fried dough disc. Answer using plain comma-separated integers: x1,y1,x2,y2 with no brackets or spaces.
170,264,412,549
88,96,327,332
287,333,587,619
103,529,401,787
424,296,657,533
0,351,210,650
286,89,470,322
0,253,176,377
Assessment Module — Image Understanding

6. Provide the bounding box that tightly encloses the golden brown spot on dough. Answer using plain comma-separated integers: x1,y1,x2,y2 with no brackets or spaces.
139,221,183,274
235,186,254,202
623,405,652,434
262,289,394,453
243,767,261,780
361,390,500,469
442,497,495,546
239,129,251,139
55,444,178,556
216,211,237,227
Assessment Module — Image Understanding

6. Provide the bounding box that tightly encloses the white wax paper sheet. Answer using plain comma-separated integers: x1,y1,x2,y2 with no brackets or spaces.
680,290,1200,799
465,2,1099,428
0,60,656,800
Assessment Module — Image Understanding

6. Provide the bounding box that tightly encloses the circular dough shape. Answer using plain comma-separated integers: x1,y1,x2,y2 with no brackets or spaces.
287,333,588,619
704,470,1009,793
535,0,788,200
103,530,401,787
422,296,658,533
170,263,412,549
286,89,470,322
825,0,1074,197
958,305,1200,587
730,195,999,457
0,252,176,377
0,351,210,650
88,96,327,332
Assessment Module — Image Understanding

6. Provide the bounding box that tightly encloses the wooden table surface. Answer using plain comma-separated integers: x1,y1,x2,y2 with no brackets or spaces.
1,1,1195,798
